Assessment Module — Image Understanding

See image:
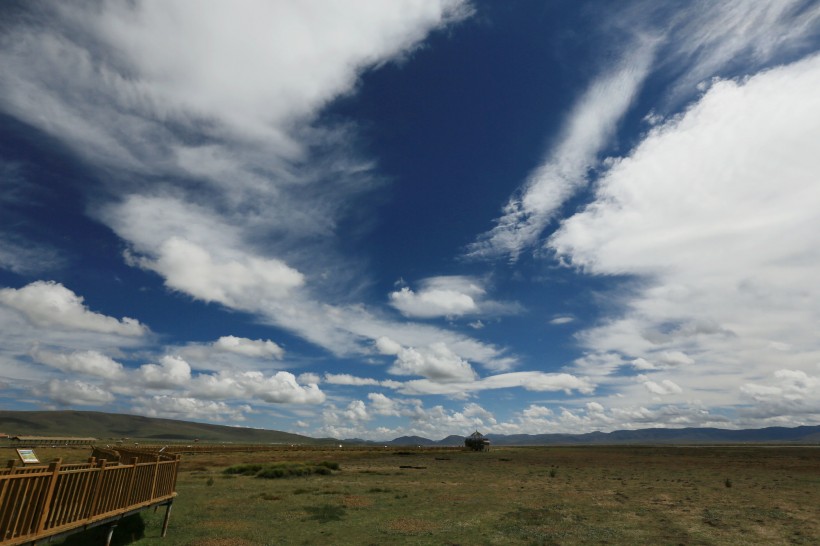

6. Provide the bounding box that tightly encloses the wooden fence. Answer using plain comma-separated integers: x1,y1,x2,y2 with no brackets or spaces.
0,451,180,545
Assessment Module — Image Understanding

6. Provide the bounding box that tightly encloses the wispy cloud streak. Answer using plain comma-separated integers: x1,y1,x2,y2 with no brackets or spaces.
467,43,655,260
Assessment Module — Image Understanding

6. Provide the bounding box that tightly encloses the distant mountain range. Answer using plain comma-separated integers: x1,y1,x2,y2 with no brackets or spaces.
374,426,820,446
1,410,818,446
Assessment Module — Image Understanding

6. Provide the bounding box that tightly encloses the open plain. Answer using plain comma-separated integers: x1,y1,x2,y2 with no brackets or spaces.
5,445,818,545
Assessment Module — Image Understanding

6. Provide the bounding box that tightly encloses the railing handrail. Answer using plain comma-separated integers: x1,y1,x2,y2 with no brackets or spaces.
0,449,180,545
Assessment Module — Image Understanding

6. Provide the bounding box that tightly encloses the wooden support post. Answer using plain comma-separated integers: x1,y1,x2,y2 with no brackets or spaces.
104,523,117,546
160,501,173,538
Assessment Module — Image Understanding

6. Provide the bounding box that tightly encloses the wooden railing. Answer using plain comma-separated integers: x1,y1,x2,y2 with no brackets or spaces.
0,452,180,545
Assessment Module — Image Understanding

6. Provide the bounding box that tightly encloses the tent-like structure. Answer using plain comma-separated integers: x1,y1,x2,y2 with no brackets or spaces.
464,430,490,451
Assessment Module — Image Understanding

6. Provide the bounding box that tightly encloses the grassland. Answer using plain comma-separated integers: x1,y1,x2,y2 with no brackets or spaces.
4,445,818,545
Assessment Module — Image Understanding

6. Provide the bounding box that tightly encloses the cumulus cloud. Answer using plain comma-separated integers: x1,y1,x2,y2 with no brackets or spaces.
43,379,114,406
469,1,820,262
389,276,520,319
642,378,683,396
388,342,477,382
137,236,304,308
190,370,325,405
741,369,820,419
29,347,125,380
0,1,505,382
133,395,251,422
0,281,146,336
553,54,820,411
137,355,192,389
368,392,401,416
213,335,284,359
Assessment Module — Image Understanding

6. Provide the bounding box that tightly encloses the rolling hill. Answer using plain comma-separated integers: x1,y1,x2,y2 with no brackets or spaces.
0,410,320,444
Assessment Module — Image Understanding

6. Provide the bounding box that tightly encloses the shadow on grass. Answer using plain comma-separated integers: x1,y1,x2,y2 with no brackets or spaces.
59,513,145,546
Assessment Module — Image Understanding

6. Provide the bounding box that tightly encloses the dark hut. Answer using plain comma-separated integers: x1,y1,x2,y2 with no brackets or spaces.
464,430,490,451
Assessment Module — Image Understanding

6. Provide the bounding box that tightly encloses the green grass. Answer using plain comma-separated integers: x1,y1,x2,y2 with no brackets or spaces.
223,461,340,479
34,445,820,545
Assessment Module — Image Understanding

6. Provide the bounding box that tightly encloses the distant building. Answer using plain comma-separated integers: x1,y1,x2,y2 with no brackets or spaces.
12,436,97,446
464,430,490,451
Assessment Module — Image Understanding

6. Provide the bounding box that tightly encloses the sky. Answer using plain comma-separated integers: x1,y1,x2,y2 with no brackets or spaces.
0,0,819,441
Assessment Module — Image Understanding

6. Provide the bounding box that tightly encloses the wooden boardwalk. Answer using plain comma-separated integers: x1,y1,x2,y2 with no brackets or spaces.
0,449,180,545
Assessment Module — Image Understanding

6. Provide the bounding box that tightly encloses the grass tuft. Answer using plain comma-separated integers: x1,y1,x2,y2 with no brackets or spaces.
304,503,346,523
222,461,341,480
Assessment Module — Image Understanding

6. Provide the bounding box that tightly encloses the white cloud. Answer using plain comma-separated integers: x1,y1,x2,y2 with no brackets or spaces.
213,335,284,359
397,371,593,396
0,239,65,275
190,370,325,405
324,374,384,387
741,369,820,419
133,395,251,422
0,1,506,383
243,371,326,404
469,1,820,263
521,404,553,419
389,276,521,319
643,379,683,396
297,372,321,385
29,347,125,380
549,316,574,325
374,336,403,356
368,392,400,416
0,281,146,336
137,355,192,389
467,43,655,260
43,379,114,406
139,236,304,307
653,0,820,106
631,358,655,371
551,54,820,412
388,342,477,382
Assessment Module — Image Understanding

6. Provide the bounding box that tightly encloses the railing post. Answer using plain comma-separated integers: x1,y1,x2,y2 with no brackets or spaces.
149,455,159,500
125,458,138,506
34,458,62,535
86,459,107,518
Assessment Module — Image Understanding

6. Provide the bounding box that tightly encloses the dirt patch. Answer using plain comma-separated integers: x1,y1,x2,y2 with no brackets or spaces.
386,517,439,534
192,539,257,546
200,520,252,534
343,495,373,508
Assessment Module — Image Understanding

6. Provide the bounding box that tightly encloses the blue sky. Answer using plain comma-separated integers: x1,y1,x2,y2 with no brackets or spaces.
1,0,819,440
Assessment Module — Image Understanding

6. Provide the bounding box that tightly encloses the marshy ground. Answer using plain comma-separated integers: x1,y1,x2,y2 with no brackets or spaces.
30,444,820,545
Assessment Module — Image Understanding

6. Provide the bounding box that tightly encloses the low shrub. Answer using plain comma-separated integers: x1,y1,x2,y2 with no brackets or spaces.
305,503,346,523
222,463,264,476
222,461,341,479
